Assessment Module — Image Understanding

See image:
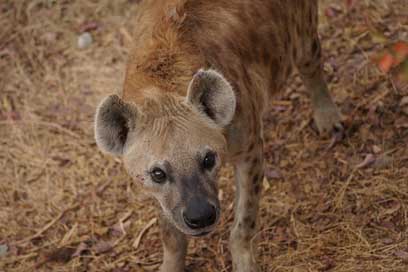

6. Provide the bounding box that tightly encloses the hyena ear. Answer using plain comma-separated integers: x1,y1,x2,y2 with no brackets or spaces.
186,69,236,127
94,95,138,156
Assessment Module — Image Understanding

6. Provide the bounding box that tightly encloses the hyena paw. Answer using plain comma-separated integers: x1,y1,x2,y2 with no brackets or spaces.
313,103,343,136
231,250,260,272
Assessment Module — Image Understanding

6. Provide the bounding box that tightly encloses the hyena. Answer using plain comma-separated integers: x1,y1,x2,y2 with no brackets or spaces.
94,0,342,271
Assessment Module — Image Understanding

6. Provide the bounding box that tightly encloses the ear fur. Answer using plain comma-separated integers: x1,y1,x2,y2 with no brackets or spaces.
186,69,236,127
94,95,138,155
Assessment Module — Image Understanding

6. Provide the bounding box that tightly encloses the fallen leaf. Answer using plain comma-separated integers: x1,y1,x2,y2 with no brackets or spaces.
94,226,109,236
72,242,89,258
265,168,282,179
320,255,336,271
378,53,394,73
394,250,408,261
45,247,76,263
380,200,401,217
324,7,337,18
393,41,408,64
79,21,99,33
383,238,394,245
93,240,114,254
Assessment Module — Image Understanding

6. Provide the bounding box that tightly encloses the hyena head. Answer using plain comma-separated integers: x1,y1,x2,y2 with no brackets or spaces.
94,69,236,236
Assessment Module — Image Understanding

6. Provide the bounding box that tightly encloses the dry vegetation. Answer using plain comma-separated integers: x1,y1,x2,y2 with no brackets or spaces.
1,0,407,271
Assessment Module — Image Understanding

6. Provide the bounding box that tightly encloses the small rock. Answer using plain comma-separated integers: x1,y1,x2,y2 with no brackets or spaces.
77,32,93,49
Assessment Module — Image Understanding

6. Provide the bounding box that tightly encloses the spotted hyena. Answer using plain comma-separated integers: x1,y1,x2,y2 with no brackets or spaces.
94,0,342,271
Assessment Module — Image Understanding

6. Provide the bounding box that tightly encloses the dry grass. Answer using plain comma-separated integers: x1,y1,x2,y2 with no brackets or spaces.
1,0,407,271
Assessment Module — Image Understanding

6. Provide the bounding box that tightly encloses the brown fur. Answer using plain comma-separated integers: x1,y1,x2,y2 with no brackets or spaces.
94,1,342,271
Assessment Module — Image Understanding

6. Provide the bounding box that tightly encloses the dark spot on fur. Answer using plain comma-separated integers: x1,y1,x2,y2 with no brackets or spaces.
312,40,318,54
248,143,255,152
254,183,261,194
262,48,271,64
249,30,260,45
286,30,291,44
253,174,260,185
292,46,298,62
244,216,255,230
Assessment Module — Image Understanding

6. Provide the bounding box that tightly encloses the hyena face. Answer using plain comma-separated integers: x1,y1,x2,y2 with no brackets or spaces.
94,70,236,236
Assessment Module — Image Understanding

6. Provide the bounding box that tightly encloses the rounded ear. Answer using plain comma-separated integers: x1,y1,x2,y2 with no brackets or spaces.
186,69,236,127
94,95,138,155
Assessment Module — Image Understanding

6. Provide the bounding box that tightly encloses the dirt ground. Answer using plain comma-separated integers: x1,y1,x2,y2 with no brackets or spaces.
1,1,407,271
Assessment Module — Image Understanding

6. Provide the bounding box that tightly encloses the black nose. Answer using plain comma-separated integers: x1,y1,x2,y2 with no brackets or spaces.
183,197,217,229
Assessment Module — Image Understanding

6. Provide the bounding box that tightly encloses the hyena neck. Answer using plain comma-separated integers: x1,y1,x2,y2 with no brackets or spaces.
121,7,204,105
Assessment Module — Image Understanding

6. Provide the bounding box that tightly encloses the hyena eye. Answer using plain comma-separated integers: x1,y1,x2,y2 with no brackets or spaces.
203,152,216,170
150,168,167,183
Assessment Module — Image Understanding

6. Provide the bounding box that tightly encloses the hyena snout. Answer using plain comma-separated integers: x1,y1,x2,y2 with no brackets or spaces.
182,196,218,231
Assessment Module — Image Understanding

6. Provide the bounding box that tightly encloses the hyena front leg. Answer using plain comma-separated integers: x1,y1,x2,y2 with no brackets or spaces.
297,36,343,135
230,139,264,272
159,216,188,272
297,6,342,135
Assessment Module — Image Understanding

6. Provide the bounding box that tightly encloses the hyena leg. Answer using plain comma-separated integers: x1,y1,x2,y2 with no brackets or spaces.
296,15,342,134
230,141,264,272
159,216,188,272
